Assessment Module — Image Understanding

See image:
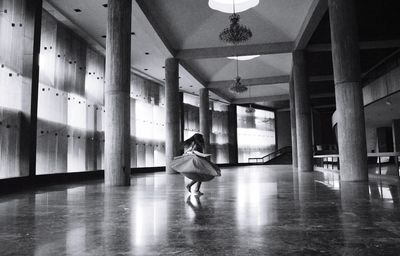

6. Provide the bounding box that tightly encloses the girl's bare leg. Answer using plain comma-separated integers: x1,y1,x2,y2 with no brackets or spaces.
194,182,203,195
186,180,196,192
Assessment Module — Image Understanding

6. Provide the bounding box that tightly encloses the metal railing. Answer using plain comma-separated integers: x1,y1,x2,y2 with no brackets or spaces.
248,146,292,164
313,152,400,177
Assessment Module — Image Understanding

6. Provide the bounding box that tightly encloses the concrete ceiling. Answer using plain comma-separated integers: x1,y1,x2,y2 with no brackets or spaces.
135,0,321,104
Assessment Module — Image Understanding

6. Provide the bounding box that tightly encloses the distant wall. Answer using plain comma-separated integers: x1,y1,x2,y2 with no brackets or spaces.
363,61,400,107
237,106,276,163
313,110,337,149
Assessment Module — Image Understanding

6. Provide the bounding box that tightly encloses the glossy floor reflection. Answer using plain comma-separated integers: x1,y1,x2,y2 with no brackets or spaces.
1,165,400,255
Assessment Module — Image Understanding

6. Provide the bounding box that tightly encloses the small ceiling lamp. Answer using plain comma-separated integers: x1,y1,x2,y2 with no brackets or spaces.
245,81,255,113
219,0,253,45
262,117,271,123
229,58,248,94
209,0,259,13
227,55,260,61
246,104,255,113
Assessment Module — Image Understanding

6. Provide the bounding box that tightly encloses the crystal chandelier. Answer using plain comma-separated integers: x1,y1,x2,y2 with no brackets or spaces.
219,0,252,45
230,76,248,93
229,58,248,94
220,13,252,44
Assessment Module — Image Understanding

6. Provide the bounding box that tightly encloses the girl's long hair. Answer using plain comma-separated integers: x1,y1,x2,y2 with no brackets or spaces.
183,133,205,148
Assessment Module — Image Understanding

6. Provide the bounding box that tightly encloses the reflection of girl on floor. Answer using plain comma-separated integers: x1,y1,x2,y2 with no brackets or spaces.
171,133,221,195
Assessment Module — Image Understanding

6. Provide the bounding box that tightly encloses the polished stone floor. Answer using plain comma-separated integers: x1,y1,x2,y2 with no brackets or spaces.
1,165,400,255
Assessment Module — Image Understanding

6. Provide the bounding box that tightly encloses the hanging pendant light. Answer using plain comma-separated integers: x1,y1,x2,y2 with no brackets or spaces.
219,0,253,45
229,58,248,94
245,82,255,113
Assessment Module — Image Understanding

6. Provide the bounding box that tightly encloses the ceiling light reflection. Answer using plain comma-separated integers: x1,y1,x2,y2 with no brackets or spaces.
227,55,260,61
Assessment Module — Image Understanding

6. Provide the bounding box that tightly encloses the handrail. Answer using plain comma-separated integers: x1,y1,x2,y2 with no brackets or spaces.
313,152,400,177
313,152,400,158
248,146,292,164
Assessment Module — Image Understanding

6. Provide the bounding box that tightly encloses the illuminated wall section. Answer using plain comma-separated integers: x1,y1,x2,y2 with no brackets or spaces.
183,94,200,140
210,102,229,164
36,11,105,174
237,106,276,163
37,11,168,172
183,94,229,164
0,0,36,178
130,75,165,168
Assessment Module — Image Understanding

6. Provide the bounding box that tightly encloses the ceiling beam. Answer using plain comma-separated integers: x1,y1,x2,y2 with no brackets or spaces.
313,104,336,109
207,75,290,88
233,95,289,104
309,75,334,82
294,0,328,50
232,92,335,104
136,0,176,56
278,103,336,112
179,60,232,103
308,39,400,52
176,42,294,60
311,92,335,99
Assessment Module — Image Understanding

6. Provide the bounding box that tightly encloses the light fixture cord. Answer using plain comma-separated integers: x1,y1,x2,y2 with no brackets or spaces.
233,0,236,14
236,58,239,77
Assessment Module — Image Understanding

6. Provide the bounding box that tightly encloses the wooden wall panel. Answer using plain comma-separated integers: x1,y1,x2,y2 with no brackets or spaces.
0,109,21,178
0,0,36,178
36,11,105,174
130,74,166,168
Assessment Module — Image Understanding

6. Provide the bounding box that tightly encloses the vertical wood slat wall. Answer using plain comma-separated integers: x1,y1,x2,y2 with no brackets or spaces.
130,74,166,168
0,0,35,179
36,10,168,173
36,11,105,174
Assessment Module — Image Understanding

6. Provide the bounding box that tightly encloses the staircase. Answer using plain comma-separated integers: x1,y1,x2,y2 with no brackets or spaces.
248,146,292,165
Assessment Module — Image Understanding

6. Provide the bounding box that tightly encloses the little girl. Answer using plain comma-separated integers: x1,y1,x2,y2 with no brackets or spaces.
171,133,221,194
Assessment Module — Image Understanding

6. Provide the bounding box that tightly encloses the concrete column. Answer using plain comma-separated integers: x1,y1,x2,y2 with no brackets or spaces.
179,92,185,143
165,58,180,174
329,0,368,181
25,0,43,177
293,51,313,172
392,120,400,152
199,88,210,153
228,104,238,164
289,77,298,168
104,0,131,186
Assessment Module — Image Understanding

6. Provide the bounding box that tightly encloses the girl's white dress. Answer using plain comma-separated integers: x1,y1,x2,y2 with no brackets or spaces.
170,141,221,182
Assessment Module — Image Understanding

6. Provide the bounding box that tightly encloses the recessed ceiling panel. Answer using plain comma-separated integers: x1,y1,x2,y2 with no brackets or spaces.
188,53,292,82
138,0,314,49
